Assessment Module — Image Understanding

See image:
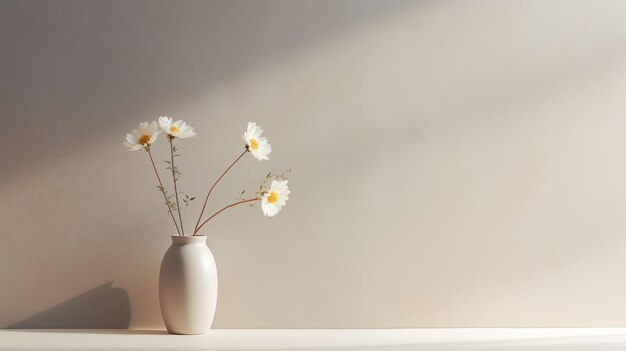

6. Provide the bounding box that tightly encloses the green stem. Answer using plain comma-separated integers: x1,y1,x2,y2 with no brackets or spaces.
169,137,185,235
147,148,181,235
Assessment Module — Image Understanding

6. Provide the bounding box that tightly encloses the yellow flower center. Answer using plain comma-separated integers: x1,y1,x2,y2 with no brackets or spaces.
267,191,279,204
249,138,260,151
139,134,151,145
169,126,179,133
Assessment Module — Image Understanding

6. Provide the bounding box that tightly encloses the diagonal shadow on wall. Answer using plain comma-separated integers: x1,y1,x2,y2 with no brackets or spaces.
0,0,418,184
6,282,130,329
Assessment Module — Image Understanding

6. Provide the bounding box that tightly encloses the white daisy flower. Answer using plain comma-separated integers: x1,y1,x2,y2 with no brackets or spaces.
124,121,161,151
261,180,290,217
158,116,197,139
242,122,271,161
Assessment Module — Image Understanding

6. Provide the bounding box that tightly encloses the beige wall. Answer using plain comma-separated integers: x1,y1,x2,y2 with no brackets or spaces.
2,0,626,329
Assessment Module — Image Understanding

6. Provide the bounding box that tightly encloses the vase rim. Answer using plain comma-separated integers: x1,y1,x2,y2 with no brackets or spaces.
170,235,207,244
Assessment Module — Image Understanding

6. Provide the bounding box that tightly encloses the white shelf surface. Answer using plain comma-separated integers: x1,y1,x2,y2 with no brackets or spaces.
3,328,626,350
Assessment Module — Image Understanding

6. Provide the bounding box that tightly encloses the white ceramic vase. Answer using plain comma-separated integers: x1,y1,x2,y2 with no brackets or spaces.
159,235,218,335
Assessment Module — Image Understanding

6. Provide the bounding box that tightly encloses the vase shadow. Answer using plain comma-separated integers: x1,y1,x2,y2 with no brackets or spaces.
6,282,131,329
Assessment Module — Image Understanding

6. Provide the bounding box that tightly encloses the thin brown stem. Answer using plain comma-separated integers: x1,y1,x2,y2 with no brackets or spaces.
194,198,260,235
169,137,185,235
193,149,248,234
147,148,181,235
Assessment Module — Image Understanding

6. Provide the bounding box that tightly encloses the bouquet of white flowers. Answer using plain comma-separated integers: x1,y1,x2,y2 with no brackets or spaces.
124,118,290,236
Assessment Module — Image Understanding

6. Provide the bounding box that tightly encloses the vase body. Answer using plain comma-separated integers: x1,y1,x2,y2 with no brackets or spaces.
159,235,217,334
